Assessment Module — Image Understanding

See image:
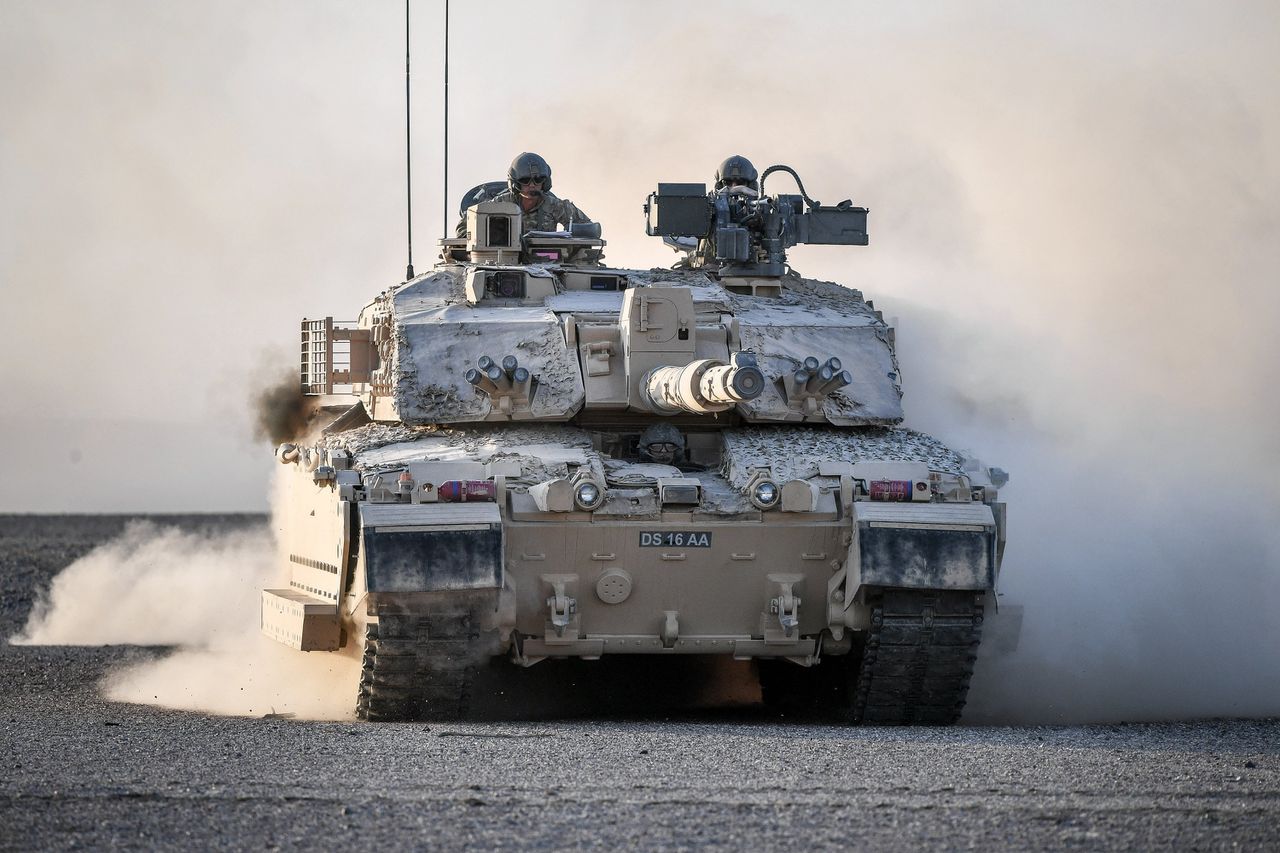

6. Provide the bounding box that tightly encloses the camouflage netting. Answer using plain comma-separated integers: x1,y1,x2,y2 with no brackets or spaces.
720,426,966,489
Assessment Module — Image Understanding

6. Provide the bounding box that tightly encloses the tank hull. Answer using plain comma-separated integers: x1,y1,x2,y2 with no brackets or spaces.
265,421,1003,723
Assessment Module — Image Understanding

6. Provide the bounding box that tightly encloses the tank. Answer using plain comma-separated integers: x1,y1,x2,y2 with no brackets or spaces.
263,165,1010,724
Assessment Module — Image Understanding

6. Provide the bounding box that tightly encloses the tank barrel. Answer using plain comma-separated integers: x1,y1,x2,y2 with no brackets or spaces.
641,358,765,415
699,361,765,403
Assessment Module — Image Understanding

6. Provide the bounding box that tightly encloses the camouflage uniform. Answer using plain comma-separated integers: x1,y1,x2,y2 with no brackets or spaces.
455,190,592,238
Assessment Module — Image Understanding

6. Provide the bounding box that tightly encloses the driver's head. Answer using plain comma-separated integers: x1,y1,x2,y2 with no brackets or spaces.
638,423,685,465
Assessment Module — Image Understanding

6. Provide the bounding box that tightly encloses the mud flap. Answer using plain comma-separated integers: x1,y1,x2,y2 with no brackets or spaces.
848,502,997,592
358,503,503,592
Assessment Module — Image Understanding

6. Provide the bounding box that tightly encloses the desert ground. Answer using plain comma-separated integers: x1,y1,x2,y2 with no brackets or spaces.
1,515,1276,851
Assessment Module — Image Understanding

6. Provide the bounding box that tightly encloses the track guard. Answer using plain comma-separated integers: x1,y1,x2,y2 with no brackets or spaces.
358,503,503,592
848,502,997,593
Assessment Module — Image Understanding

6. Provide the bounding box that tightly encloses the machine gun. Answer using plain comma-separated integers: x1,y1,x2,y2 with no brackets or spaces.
643,165,868,277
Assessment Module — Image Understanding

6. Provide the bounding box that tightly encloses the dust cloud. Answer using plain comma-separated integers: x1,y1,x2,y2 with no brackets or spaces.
14,503,358,720
496,6,1280,722
15,521,269,647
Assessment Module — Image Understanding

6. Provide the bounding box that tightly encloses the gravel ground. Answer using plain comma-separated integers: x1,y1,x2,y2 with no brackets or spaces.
2,515,1278,851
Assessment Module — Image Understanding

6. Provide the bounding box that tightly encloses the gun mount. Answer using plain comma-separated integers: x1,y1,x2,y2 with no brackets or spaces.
644,165,869,277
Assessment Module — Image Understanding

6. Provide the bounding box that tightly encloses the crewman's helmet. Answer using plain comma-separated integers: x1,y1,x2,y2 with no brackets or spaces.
714,155,759,192
508,152,553,195
638,422,685,465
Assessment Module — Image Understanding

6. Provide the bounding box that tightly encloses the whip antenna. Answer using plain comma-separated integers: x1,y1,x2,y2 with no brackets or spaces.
442,0,449,241
404,0,415,280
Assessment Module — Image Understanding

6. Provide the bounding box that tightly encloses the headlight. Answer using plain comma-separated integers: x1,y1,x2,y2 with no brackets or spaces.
574,480,604,511
750,479,780,509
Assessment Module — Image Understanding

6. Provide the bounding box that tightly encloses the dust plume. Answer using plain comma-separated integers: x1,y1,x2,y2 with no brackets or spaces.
14,492,358,720
493,5,1280,722
15,520,270,646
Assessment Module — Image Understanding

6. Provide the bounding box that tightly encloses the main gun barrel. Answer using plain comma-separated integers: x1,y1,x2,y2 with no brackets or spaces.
640,358,765,415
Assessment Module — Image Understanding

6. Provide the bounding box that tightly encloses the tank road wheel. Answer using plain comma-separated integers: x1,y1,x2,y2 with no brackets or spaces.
845,589,984,726
355,603,496,722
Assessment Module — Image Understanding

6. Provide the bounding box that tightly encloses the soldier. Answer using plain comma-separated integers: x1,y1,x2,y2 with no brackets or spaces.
713,154,759,194
637,422,685,466
678,154,759,268
456,152,596,238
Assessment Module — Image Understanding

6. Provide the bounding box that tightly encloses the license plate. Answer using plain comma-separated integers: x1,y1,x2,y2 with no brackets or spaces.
639,531,713,548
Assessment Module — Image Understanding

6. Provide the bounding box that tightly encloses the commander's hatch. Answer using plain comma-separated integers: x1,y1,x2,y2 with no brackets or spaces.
441,200,607,266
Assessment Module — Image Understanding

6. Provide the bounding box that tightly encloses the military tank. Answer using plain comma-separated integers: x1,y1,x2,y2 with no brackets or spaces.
263,162,1009,725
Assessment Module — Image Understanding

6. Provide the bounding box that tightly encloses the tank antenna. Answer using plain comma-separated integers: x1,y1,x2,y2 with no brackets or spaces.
442,0,450,243
404,0,415,281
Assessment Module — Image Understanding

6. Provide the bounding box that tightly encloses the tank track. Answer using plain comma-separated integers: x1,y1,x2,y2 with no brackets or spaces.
847,589,984,725
356,606,488,722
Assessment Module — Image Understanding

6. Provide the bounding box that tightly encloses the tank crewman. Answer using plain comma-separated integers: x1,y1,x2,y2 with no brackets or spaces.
713,154,760,194
456,152,596,238
678,154,759,269
637,422,686,466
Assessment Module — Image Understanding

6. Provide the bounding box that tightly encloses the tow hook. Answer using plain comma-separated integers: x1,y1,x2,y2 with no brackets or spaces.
546,582,577,636
770,583,801,638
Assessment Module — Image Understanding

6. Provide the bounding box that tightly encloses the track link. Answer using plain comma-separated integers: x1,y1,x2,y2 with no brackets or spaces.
847,589,984,725
356,605,490,722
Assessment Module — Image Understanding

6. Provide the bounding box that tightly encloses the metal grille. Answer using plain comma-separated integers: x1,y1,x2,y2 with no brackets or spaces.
300,318,333,395
300,317,374,397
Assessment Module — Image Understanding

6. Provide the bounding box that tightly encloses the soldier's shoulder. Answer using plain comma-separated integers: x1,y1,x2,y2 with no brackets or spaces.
492,189,516,203
548,192,584,214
